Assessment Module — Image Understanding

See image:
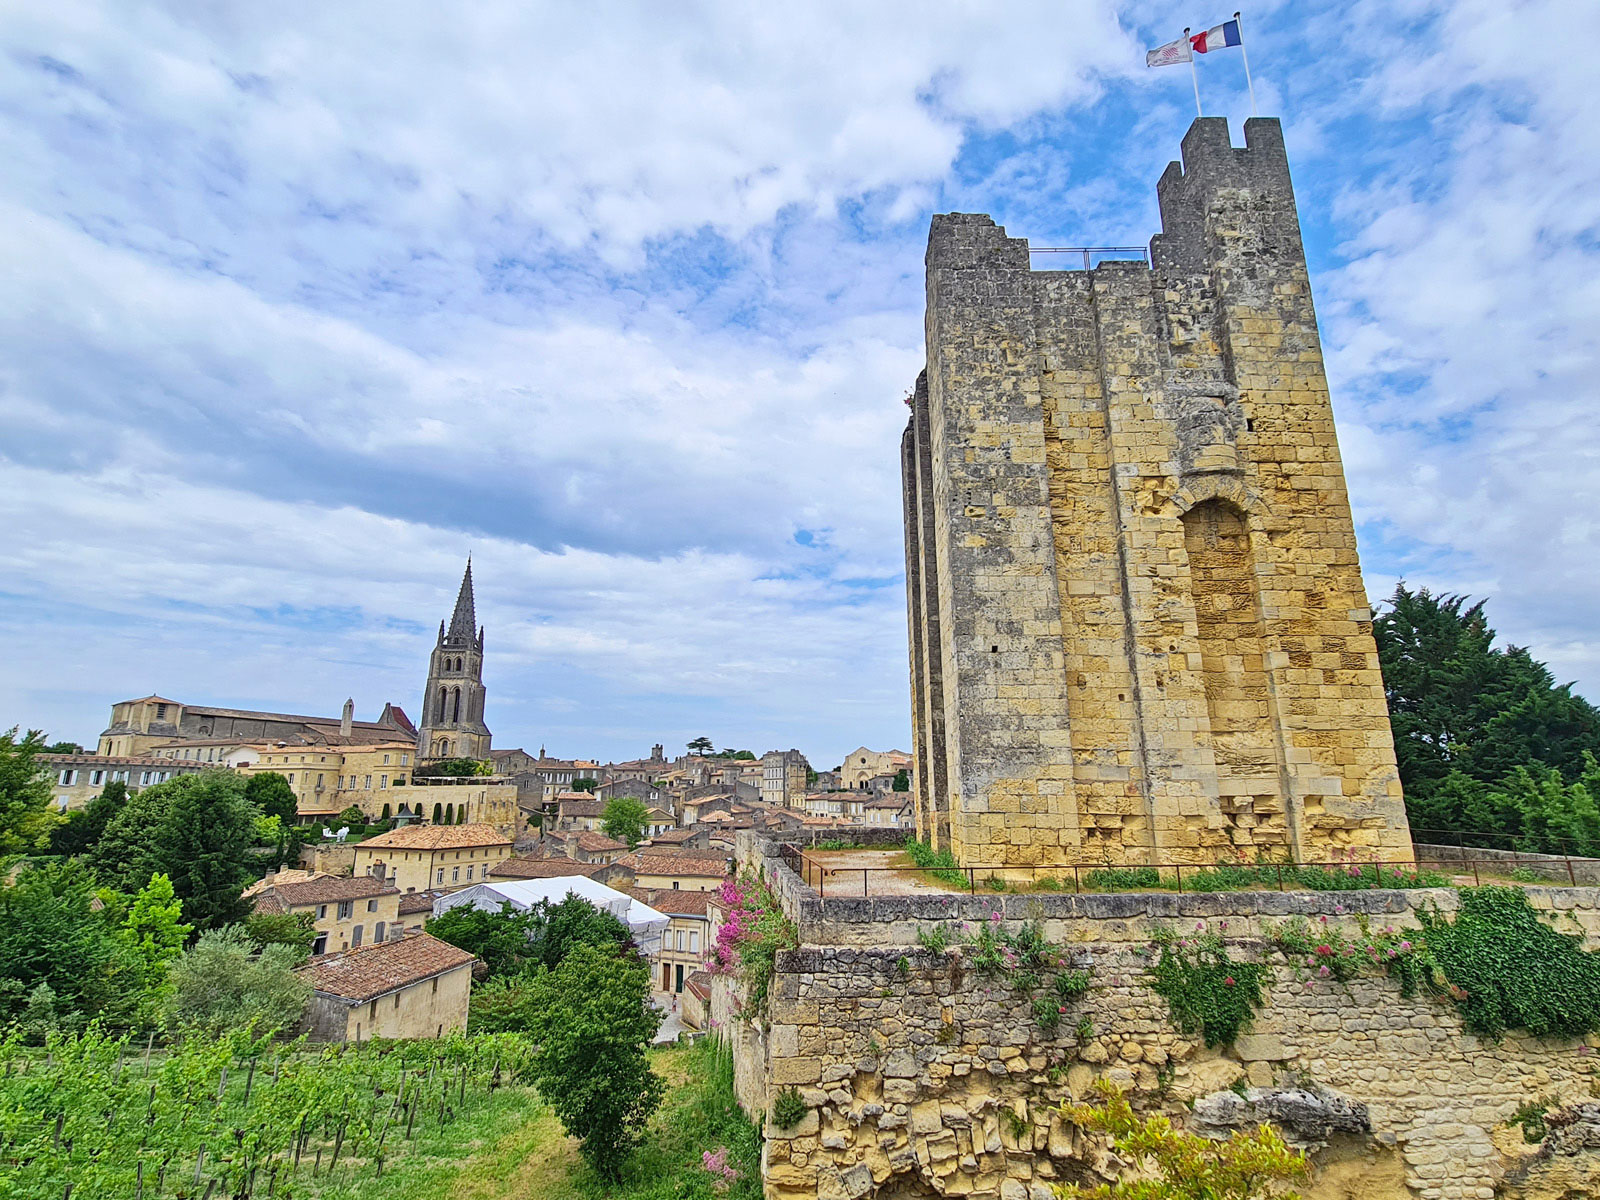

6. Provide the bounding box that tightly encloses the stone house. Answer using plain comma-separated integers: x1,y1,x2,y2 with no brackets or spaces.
42,754,206,813
629,886,711,997
247,871,401,955
295,931,474,1043
837,747,911,792
760,749,811,808
352,823,512,894
553,794,606,832
97,694,415,757
239,740,417,822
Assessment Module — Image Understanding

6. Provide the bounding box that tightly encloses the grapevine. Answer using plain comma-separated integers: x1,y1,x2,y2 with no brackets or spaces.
0,1024,534,1197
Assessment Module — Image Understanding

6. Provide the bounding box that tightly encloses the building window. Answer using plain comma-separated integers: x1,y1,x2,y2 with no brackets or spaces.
466,866,473,881
370,999,378,1019
379,775,387,789
312,933,327,955
436,868,445,884
337,901,353,919
288,774,295,785
451,867,459,882
689,930,699,953
364,774,372,789
383,754,390,765
316,774,324,788
376,921,386,942
318,905,327,918
402,754,409,766
90,770,104,785
367,899,378,912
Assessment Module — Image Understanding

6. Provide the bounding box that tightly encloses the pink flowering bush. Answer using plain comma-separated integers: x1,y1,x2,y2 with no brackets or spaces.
706,874,796,1017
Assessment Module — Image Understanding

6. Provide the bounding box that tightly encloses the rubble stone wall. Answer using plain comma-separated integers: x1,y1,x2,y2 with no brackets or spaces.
729,835,1600,1200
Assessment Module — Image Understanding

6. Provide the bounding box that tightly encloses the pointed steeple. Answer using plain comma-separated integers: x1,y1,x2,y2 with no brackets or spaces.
446,558,476,644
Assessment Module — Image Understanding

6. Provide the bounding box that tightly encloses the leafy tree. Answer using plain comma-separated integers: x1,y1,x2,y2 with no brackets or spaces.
686,736,715,756
719,749,756,761
243,910,317,960
602,796,650,848
90,783,173,891
1374,585,1600,837
164,926,311,1038
92,772,261,928
892,768,910,792
244,771,298,823
1057,1079,1307,1200
150,772,261,930
428,901,548,979
50,779,128,857
120,873,192,1018
523,944,664,1179
42,741,83,754
0,727,55,854
572,777,599,793
336,804,367,826
0,860,132,1030
415,757,492,778
427,895,631,981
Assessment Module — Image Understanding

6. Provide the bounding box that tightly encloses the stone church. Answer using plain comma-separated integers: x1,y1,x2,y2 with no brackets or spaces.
901,117,1413,868
415,559,492,761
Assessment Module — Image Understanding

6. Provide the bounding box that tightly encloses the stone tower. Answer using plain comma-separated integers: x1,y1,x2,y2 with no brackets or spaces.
901,117,1412,868
417,560,491,761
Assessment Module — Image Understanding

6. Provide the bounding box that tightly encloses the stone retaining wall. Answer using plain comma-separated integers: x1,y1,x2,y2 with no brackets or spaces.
725,832,1600,1200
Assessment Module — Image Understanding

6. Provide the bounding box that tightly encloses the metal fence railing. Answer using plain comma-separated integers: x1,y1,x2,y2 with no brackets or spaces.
1028,246,1151,270
775,841,1594,900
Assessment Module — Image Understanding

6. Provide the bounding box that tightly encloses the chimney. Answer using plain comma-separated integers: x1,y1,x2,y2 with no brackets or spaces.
341,698,354,739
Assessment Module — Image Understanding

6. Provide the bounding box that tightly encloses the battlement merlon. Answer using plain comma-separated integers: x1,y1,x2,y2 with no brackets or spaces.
1152,116,1301,275
925,212,1031,272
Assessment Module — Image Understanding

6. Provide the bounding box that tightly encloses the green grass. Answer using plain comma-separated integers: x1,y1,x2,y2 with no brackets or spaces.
314,1039,761,1200
903,838,968,887
1075,861,1450,894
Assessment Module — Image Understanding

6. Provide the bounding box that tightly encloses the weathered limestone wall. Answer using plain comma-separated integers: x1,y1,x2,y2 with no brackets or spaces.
902,116,1410,867
729,835,1600,1200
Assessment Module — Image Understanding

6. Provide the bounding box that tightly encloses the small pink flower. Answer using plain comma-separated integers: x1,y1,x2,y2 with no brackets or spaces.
1319,915,1328,925
1399,940,1412,951
1318,965,1330,978
1224,976,1235,987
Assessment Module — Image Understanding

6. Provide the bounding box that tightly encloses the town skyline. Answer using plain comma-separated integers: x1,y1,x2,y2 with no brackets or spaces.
5,3,1597,769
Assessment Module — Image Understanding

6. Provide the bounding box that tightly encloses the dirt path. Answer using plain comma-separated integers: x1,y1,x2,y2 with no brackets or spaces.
800,848,961,897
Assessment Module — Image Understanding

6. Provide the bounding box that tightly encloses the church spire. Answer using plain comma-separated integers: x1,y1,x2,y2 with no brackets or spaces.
446,558,477,645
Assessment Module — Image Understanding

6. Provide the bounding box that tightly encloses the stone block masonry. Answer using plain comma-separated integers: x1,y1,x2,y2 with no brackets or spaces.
723,832,1600,1200
901,116,1411,867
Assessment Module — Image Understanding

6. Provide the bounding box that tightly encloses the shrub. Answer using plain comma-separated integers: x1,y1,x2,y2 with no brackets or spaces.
1146,925,1266,1048
1418,886,1600,1040
903,837,967,887
770,1085,808,1130
1056,1079,1308,1200
164,926,311,1039
705,875,797,1018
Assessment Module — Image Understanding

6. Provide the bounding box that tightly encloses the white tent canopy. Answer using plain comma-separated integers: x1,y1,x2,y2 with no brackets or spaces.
433,876,669,956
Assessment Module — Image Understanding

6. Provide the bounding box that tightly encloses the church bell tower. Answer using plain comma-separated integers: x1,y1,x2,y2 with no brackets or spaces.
417,560,491,761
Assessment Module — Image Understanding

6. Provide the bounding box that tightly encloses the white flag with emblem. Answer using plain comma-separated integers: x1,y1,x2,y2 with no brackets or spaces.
1146,35,1193,67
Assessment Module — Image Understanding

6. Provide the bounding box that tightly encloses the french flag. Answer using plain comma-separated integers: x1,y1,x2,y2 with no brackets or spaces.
1190,19,1242,54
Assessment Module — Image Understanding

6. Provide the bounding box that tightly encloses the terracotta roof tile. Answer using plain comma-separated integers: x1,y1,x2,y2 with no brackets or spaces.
572,831,628,853
253,876,398,907
491,854,602,880
625,887,711,917
295,931,475,1003
398,890,446,915
356,823,512,851
616,851,731,879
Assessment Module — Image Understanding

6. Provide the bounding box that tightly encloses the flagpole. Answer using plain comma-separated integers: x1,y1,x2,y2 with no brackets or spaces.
1184,28,1202,117
1234,12,1258,115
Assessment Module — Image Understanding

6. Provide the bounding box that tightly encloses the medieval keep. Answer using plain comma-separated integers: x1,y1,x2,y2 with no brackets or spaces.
417,560,492,761
901,117,1412,868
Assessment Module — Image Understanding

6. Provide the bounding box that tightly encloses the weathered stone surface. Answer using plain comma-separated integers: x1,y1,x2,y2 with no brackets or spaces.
901,114,1411,869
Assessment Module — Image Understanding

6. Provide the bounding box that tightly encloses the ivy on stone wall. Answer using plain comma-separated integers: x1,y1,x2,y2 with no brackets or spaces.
1146,923,1266,1049
1417,886,1600,1040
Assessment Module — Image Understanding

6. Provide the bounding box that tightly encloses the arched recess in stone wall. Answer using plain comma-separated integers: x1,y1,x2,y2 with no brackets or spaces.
1178,497,1288,849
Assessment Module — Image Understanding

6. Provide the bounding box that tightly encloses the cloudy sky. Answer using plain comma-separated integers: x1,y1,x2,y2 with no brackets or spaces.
2,0,1595,769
